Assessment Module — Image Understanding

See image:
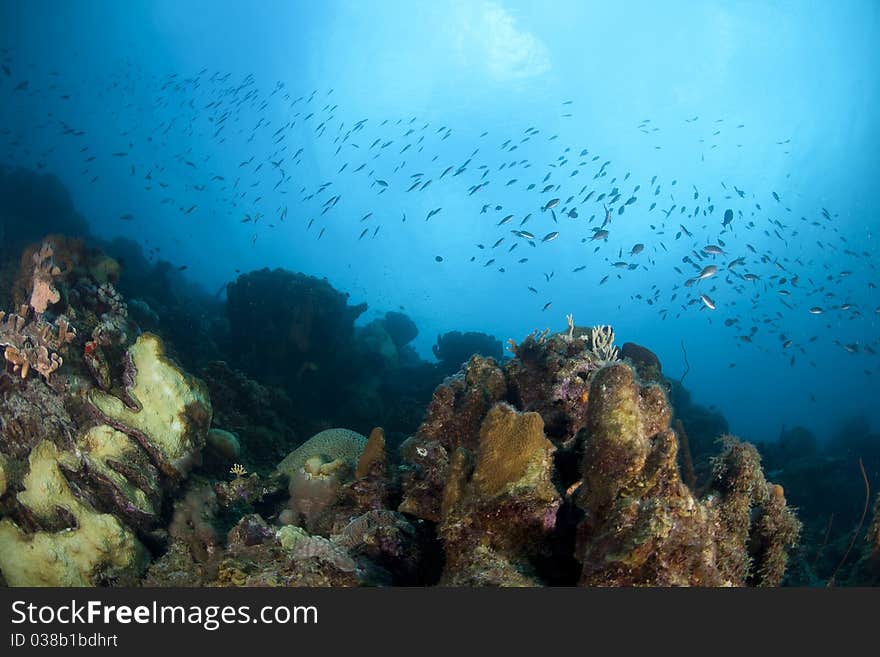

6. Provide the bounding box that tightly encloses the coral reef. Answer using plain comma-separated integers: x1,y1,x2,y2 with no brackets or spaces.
225,268,367,391
0,188,821,589
1,239,77,382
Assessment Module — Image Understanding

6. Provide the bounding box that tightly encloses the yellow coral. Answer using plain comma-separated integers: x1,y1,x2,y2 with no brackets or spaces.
0,440,147,586
79,425,157,518
471,402,557,501
89,333,211,477
356,427,386,478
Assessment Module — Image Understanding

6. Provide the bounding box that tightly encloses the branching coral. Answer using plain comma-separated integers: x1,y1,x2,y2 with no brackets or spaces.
0,240,76,381
0,306,75,380
587,324,619,364
27,242,61,315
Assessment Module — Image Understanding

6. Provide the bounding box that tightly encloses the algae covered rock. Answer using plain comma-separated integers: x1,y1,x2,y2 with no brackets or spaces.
575,362,801,586
206,427,241,460
0,440,147,586
89,332,212,478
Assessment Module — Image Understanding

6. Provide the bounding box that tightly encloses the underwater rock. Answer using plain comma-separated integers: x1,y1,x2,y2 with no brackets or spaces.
169,483,220,564
225,267,366,391
0,168,90,311
438,402,560,586
206,427,241,461
0,373,76,457
620,342,663,385
196,523,370,587
396,329,801,587
89,333,212,478
332,510,422,585
215,468,282,510
201,360,300,472
382,311,418,348
0,440,147,586
506,330,610,447
575,362,801,586
357,319,399,370
432,330,504,374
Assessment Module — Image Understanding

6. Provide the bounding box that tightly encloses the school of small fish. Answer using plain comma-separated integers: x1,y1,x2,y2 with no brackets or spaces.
1,50,877,383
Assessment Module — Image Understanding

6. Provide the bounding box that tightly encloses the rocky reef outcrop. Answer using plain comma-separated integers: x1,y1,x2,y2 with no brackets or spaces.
0,228,805,588
398,328,802,586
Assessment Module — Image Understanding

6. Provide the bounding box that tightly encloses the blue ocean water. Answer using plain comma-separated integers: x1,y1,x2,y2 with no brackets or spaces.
0,0,877,446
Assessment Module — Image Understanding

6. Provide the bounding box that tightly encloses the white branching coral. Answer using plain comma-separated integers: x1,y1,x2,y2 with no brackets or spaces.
587,325,619,364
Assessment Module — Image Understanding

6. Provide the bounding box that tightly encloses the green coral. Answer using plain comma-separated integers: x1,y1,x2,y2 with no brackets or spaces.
0,440,147,586
89,333,211,477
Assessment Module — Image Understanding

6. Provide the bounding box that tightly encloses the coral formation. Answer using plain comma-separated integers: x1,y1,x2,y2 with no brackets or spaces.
399,327,801,586
0,200,821,589
276,428,367,480
89,333,212,478
438,403,560,585
225,268,367,390
575,364,800,586
0,440,147,586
